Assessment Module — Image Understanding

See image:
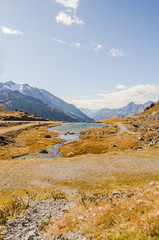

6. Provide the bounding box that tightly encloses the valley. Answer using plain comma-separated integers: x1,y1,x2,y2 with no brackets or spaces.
0,103,159,239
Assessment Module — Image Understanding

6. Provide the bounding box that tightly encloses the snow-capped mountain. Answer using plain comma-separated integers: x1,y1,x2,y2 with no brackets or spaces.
0,81,91,121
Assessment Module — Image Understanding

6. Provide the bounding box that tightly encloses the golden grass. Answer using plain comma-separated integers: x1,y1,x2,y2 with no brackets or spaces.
59,124,145,157
46,184,159,239
0,197,29,225
0,123,64,160
0,108,45,121
0,149,159,239
59,105,159,158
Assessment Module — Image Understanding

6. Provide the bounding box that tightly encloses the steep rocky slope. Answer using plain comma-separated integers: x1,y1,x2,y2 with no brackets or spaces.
0,89,75,121
0,81,91,121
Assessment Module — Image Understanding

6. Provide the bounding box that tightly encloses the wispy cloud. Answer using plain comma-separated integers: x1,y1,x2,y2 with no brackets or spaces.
53,38,81,47
92,43,102,51
0,26,24,35
55,0,83,26
116,84,127,89
53,38,102,51
55,11,83,26
55,0,79,10
109,48,124,57
66,84,159,109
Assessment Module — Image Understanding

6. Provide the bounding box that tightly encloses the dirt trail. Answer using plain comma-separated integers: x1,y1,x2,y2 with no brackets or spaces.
0,123,39,135
117,122,137,135
0,121,54,135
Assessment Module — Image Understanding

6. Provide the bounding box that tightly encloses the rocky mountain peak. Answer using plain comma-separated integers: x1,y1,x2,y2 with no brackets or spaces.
0,81,91,121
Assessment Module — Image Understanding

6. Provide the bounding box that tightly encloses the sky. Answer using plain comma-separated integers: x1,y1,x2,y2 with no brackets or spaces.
0,0,159,109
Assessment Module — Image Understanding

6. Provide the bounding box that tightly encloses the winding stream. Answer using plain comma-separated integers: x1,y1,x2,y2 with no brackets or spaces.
18,122,108,159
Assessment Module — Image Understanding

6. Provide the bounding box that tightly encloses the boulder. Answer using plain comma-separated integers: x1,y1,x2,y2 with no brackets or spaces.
39,149,48,154
44,135,52,139
112,191,123,198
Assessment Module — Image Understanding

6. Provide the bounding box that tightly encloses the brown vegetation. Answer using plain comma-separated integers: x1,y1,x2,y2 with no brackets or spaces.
0,104,159,239
0,108,47,121
0,122,63,160
59,103,159,158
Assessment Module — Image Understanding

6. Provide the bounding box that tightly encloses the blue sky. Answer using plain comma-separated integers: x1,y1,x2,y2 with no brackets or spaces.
0,0,159,109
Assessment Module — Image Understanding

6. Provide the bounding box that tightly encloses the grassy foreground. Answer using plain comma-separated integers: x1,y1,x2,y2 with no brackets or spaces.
0,150,159,239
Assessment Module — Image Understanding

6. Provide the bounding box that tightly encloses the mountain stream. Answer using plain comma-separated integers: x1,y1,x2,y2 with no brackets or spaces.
17,122,108,159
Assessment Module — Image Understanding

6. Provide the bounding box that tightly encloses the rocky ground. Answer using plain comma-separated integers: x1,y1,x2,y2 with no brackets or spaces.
1,199,74,240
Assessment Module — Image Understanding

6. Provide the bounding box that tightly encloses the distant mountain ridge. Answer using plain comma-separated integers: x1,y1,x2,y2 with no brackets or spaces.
81,101,154,120
0,81,91,121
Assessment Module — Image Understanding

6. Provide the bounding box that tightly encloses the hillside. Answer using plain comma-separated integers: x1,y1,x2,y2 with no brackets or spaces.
0,81,91,121
137,102,159,121
0,89,75,121
0,108,48,121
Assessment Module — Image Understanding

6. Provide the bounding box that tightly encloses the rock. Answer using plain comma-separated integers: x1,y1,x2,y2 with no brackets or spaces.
108,131,116,134
112,144,117,147
112,191,123,198
148,182,154,186
25,231,36,240
39,149,48,154
2,199,72,240
66,131,75,135
149,142,155,146
67,152,74,157
44,135,52,139
138,136,145,141
133,124,139,128
0,136,5,141
137,146,143,150
126,193,135,198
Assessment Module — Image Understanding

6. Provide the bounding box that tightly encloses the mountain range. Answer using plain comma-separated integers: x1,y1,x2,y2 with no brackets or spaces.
80,101,154,120
0,81,91,121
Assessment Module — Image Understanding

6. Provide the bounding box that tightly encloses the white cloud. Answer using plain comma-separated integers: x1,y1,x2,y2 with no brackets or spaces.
116,84,127,89
74,42,81,47
109,48,124,57
55,11,83,26
55,0,83,26
53,38,65,44
66,84,159,109
0,26,23,35
55,0,79,10
53,38,81,47
92,43,102,51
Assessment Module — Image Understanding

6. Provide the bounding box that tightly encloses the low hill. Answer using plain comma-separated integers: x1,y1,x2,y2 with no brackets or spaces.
0,108,48,121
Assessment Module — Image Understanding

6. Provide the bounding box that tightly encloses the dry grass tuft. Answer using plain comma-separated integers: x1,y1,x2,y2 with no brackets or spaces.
0,197,29,225
47,186,159,239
